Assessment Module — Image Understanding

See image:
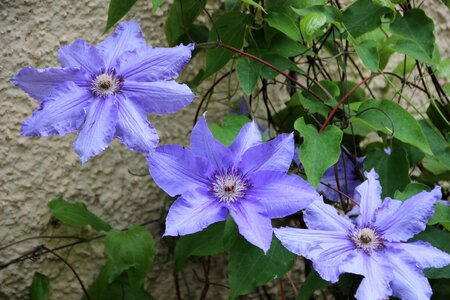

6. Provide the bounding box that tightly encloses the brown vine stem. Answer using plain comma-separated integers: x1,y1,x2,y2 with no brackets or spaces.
42,246,92,300
0,235,84,252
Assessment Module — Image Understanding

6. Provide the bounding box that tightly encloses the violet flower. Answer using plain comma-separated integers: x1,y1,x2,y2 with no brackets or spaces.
12,20,195,163
275,170,450,300
147,116,320,253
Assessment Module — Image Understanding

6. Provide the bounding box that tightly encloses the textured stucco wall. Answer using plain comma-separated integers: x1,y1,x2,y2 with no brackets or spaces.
1,0,450,299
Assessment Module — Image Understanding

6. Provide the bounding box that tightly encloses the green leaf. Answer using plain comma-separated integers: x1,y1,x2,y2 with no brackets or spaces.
388,9,435,65
265,0,301,41
151,0,165,13
419,120,450,171
426,100,450,131
210,114,251,146
236,57,262,95
269,34,312,57
429,204,450,231
436,58,450,78
164,0,206,46
413,226,450,278
292,5,343,29
355,100,432,155
372,0,396,13
47,199,111,232
105,0,138,32
343,0,391,38
442,0,450,9
393,182,430,201
300,13,327,43
104,226,154,288
364,147,410,198
203,12,249,80
30,272,50,300
353,39,379,72
241,0,267,13
174,222,228,272
296,270,329,300
295,117,343,187
229,236,297,299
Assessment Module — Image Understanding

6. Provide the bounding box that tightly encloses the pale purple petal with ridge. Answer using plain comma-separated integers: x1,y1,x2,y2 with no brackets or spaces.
340,251,393,300
74,97,118,164
248,171,319,218
239,133,294,174
229,199,273,253
147,145,213,197
21,82,92,136
304,200,354,232
190,116,232,170
164,188,228,236
229,121,261,163
11,67,87,101
58,39,104,74
122,80,195,115
354,169,382,226
114,94,159,153
374,186,441,242
388,241,450,269
117,44,194,81
97,20,146,69
388,251,432,300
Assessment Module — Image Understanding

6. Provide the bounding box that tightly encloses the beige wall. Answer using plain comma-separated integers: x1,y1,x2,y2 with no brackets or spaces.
1,0,449,299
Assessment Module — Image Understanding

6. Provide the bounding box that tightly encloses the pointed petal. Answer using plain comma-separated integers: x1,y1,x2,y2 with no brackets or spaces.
239,133,294,174
340,251,393,300
389,241,450,269
355,169,382,226
147,145,213,197
74,98,118,163
117,43,194,81
21,82,92,136
190,116,232,170
248,171,319,218
11,67,87,101
114,94,158,153
375,186,441,241
304,200,354,232
164,188,228,236
58,39,104,74
122,80,195,115
229,122,261,163
229,199,273,253
388,251,432,300
98,20,146,69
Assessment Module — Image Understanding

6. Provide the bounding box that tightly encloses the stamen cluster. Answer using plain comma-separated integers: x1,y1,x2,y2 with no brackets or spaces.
350,226,384,253
90,69,123,97
211,168,250,204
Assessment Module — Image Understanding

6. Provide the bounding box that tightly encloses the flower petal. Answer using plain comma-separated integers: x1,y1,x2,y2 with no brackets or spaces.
117,43,194,81
388,241,450,269
229,122,261,163
58,39,104,74
355,169,382,226
147,145,213,197
164,188,228,236
229,199,273,253
190,116,232,170
375,186,441,242
239,133,294,174
340,251,393,300
114,94,158,153
11,67,87,101
248,171,319,218
21,82,92,136
74,98,118,164
303,200,354,232
97,19,146,69
122,80,195,115
388,251,432,300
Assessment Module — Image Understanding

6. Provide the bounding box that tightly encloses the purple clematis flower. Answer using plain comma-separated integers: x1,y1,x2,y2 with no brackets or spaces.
12,20,195,163
147,116,320,253
275,170,450,300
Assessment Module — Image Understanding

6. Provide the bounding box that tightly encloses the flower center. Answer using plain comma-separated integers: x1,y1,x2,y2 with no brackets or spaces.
90,70,123,97
350,227,384,254
211,168,249,203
